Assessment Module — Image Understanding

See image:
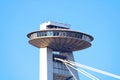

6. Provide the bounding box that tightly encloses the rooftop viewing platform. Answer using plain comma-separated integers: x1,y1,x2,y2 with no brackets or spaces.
40,21,70,30
27,21,93,52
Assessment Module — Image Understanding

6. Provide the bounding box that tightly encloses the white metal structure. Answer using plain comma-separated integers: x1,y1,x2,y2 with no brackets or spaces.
27,21,93,80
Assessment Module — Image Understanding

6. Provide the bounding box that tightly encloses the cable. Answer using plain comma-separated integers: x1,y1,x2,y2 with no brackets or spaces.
77,68,99,80
64,61,99,80
67,59,120,79
55,58,99,80
55,57,120,79
64,62,77,80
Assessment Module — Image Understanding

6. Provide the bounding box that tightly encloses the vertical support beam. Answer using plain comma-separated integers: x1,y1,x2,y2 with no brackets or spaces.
40,48,53,80
60,52,80,80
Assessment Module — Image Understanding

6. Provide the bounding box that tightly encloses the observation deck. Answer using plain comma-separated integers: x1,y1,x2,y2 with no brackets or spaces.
27,21,93,52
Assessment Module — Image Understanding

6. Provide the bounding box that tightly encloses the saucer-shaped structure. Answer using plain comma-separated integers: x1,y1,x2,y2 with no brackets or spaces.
27,29,93,52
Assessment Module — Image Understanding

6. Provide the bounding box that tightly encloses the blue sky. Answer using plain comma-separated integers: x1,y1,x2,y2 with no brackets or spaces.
0,0,120,80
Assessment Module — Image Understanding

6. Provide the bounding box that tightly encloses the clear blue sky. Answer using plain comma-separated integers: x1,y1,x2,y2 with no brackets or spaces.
0,0,120,80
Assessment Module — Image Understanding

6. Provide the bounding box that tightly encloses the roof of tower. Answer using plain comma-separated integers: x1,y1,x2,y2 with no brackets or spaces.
40,21,70,30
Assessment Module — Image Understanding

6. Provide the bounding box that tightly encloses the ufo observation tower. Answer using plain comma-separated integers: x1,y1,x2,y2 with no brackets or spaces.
27,21,93,80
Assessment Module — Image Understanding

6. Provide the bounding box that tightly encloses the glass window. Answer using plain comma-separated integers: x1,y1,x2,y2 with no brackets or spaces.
66,32,69,37
44,31,47,36
30,34,33,39
78,33,83,39
82,34,85,40
34,33,37,38
59,32,63,36
85,36,91,42
63,32,67,37
37,32,41,37
38,31,47,37
43,31,47,36
67,32,72,37
75,33,78,38
72,32,75,37
53,31,59,36
47,31,53,36
40,32,43,36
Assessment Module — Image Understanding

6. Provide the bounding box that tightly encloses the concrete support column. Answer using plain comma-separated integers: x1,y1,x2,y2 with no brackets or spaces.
60,52,80,80
40,48,53,80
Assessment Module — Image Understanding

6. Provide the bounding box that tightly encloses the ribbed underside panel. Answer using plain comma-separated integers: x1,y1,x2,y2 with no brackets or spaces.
29,37,91,52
